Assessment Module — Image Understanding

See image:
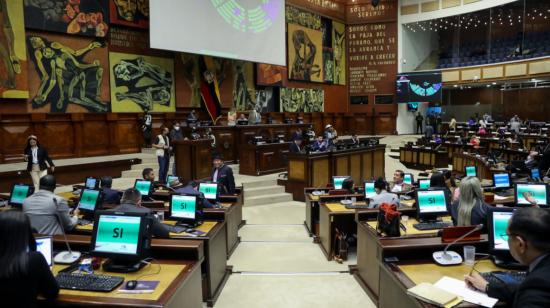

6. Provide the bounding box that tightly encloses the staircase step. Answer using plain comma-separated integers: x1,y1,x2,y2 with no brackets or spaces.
242,179,278,189
141,148,156,154
244,193,293,206
121,169,149,178
131,163,160,171
244,185,285,198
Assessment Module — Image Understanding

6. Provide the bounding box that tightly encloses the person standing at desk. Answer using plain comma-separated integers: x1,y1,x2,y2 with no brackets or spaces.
211,154,235,194
289,136,303,153
141,111,152,148
369,177,399,209
0,211,59,307
449,116,457,133
23,175,79,235
152,126,171,184
447,176,489,228
23,135,55,192
415,112,424,134
248,108,261,125
465,207,550,307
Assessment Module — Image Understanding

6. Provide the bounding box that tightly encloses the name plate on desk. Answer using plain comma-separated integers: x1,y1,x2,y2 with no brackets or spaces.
412,146,419,149
425,147,432,150
441,226,482,243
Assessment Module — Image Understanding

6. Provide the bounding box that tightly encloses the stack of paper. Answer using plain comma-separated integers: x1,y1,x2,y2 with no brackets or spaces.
407,282,463,307
434,276,498,308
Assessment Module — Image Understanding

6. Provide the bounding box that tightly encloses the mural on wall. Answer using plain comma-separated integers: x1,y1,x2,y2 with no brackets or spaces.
256,63,287,87
175,53,201,108
323,49,334,83
332,21,346,85
280,87,324,112
287,23,323,83
24,0,109,37
285,5,320,30
233,60,256,111
109,0,149,29
109,52,175,112
0,0,28,99
255,87,275,113
27,32,109,112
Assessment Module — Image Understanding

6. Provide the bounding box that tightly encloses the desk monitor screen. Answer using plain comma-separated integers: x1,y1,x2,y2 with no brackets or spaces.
490,210,513,251
465,166,477,177
416,189,448,218
515,183,548,207
134,180,152,197
35,237,53,267
364,181,376,198
9,184,32,207
79,189,101,213
91,212,145,257
166,175,179,186
169,195,199,224
199,183,218,200
418,179,430,189
531,168,540,180
403,173,414,185
85,177,98,190
332,176,348,190
493,173,511,189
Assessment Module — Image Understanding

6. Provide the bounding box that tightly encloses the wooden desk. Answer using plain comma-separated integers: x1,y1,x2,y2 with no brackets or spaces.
304,189,330,237
379,260,502,308
43,260,202,308
173,139,212,180
399,147,449,169
452,152,494,180
239,142,290,176
353,220,489,305
286,145,385,201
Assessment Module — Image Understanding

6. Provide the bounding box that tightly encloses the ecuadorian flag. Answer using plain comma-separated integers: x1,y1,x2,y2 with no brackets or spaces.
199,56,222,122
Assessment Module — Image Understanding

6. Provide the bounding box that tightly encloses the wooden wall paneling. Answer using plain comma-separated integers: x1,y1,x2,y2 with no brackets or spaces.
350,153,361,184
214,130,236,162
71,114,84,158
354,116,368,135
81,114,110,157
106,113,121,154
312,113,324,136
334,113,345,135
0,114,33,163
288,160,305,181
334,155,349,176
362,151,373,181
375,114,396,135
42,114,75,159
312,158,330,187
373,148,385,178
115,114,141,154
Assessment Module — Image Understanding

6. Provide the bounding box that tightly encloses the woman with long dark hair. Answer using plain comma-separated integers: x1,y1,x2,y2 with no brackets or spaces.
0,211,59,306
23,135,54,192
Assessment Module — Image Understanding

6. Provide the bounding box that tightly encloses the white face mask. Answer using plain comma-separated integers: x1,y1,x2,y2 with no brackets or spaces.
174,127,180,131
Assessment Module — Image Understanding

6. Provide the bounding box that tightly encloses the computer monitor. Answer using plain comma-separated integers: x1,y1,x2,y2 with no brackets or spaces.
531,168,541,180
465,166,477,177
364,181,376,198
90,211,151,272
418,179,430,190
415,189,449,222
78,189,102,218
9,184,33,208
169,194,202,226
514,183,548,207
493,173,511,189
332,176,349,190
84,177,99,190
35,236,53,267
166,175,179,186
403,173,414,185
488,207,519,267
199,182,218,201
134,179,152,197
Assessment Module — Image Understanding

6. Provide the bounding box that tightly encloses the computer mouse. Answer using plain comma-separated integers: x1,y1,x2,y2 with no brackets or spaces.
125,280,138,290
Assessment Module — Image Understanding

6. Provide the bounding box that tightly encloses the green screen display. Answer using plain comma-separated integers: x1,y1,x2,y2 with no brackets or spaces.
466,166,477,177
419,180,430,189
364,182,376,197
79,189,99,211
10,185,30,205
492,212,512,250
417,190,447,213
199,183,218,199
134,180,152,196
516,184,547,206
404,174,413,185
171,195,197,219
94,215,141,255
333,177,347,189
166,176,179,185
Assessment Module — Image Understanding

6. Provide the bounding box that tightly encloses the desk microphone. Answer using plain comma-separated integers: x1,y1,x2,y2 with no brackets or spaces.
433,224,483,266
52,198,81,264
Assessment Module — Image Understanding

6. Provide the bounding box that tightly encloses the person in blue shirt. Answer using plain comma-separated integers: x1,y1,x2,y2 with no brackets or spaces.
100,176,121,204
311,136,328,152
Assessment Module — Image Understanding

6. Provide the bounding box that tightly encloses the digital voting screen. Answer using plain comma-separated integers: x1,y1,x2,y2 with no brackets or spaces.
199,183,218,200
417,190,447,213
134,180,151,196
492,211,513,251
79,189,99,211
94,215,141,255
10,185,30,205
171,195,197,219
364,182,376,198
396,72,442,104
516,184,547,206
333,177,347,190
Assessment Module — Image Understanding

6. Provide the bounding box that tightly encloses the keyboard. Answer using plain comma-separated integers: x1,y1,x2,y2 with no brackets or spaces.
56,273,124,292
77,218,92,226
480,271,527,285
163,224,188,234
413,221,453,230
345,205,371,210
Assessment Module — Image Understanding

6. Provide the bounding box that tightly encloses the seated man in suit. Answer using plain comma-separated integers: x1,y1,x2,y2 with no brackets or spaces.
211,154,235,194
465,207,550,307
109,188,169,238
289,135,303,153
23,175,79,235
368,177,399,209
311,136,328,152
170,179,217,208
390,170,412,193
100,176,121,204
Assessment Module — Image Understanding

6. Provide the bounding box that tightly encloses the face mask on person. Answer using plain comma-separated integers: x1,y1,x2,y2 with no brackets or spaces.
174,126,180,131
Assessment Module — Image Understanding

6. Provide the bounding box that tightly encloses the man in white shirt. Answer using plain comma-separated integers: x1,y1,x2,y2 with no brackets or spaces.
390,170,412,193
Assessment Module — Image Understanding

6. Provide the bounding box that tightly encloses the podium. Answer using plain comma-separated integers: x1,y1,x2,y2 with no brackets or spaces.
173,139,212,180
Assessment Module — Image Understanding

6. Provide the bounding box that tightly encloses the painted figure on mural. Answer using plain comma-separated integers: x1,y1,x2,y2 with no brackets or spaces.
233,61,255,111
113,57,172,112
333,26,345,84
28,36,107,112
179,54,200,108
290,30,321,81
0,0,21,89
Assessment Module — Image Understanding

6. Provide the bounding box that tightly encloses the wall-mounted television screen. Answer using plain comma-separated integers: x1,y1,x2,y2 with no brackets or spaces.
396,72,442,104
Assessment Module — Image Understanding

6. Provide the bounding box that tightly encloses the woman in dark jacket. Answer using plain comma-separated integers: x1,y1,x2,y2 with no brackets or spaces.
23,135,54,191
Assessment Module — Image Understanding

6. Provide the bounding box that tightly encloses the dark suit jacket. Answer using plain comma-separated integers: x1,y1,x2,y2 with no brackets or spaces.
102,187,121,205
488,254,550,307
109,203,169,238
24,146,54,171
211,165,235,194
289,142,301,153
173,185,214,208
